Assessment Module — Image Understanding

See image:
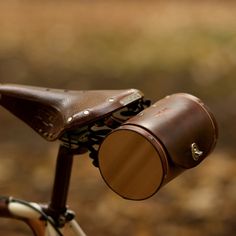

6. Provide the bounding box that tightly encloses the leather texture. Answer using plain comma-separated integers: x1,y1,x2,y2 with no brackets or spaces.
124,93,218,169
98,93,218,199
0,84,143,141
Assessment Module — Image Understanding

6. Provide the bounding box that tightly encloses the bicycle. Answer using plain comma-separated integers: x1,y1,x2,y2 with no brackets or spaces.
0,83,218,235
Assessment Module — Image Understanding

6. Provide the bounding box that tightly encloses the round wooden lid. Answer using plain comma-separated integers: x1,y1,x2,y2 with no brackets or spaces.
98,127,168,200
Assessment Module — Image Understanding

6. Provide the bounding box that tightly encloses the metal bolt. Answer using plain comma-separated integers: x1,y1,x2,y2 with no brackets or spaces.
58,215,67,227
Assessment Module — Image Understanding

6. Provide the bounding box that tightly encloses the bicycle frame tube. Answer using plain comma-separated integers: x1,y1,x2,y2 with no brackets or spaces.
8,201,52,236
69,220,86,236
0,197,87,236
0,197,50,236
0,144,87,236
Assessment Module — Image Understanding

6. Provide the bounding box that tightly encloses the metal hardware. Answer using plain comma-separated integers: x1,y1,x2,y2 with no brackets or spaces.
67,117,73,122
60,98,151,167
120,91,143,106
83,110,90,115
108,97,115,102
191,143,203,161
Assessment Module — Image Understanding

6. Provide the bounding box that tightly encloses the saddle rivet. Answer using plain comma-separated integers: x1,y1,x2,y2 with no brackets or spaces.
108,98,115,102
67,117,73,122
38,129,43,133
83,110,90,115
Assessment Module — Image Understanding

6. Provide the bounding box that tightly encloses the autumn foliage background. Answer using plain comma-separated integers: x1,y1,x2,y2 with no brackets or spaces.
0,1,236,235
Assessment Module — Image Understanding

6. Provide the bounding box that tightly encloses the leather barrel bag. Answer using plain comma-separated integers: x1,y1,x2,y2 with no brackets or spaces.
98,93,218,200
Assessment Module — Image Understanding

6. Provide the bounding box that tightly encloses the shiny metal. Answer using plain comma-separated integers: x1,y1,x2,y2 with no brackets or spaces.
83,110,90,115
108,97,115,102
67,117,73,123
120,90,143,106
191,143,203,161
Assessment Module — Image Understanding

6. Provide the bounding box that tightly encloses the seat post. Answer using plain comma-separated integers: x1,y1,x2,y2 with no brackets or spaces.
47,144,74,225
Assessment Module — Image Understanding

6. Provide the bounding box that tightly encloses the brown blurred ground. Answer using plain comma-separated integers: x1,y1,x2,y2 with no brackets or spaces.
0,1,236,235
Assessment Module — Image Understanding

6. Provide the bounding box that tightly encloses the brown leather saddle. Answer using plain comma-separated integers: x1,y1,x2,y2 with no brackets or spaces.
0,84,143,141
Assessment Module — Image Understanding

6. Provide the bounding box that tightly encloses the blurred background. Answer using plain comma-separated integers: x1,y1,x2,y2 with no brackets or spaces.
0,1,236,235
